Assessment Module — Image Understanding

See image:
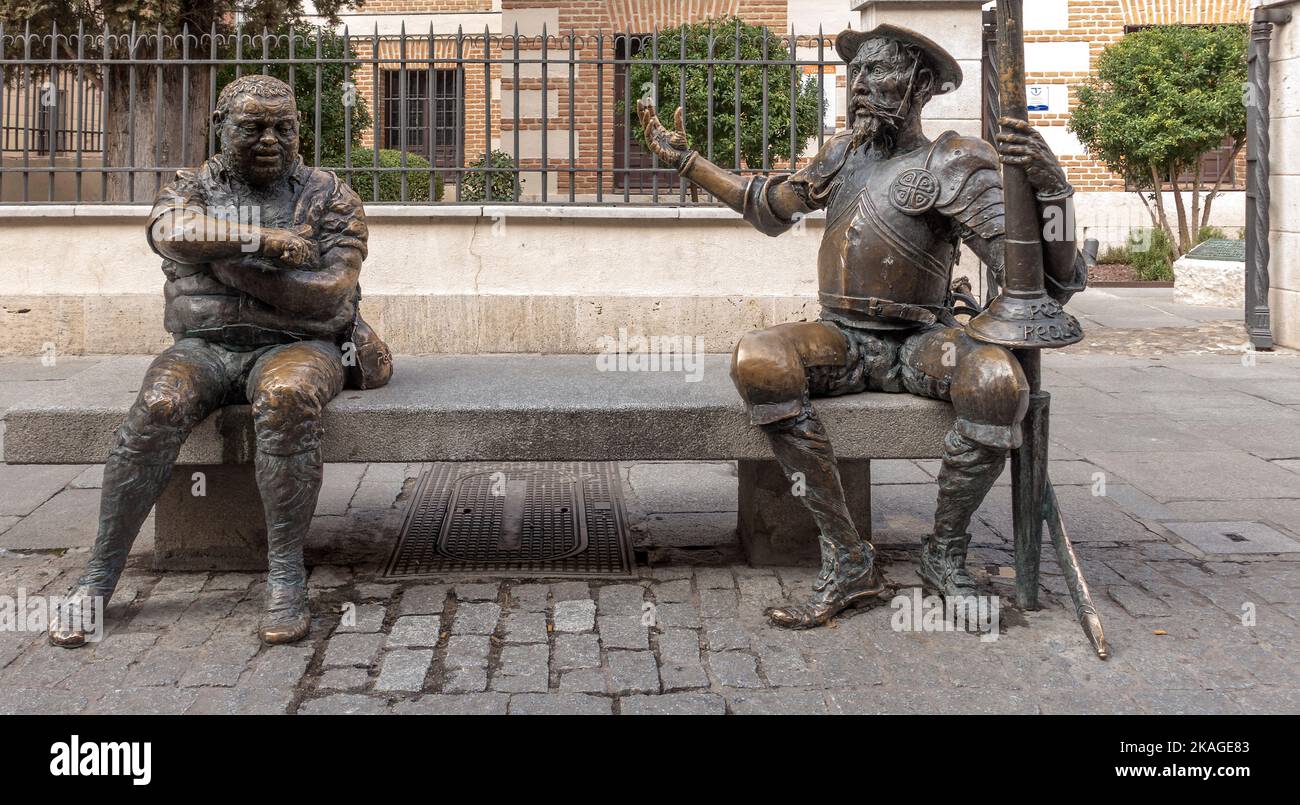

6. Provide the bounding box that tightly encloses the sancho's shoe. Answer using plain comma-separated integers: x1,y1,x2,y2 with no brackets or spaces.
260,584,311,645
919,531,979,598
767,554,888,629
48,585,111,649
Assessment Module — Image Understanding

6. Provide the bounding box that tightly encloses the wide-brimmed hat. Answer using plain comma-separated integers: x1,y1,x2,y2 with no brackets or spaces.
835,24,963,95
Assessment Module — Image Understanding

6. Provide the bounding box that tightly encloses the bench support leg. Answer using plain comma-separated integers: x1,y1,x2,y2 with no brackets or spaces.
737,459,872,566
154,464,269,571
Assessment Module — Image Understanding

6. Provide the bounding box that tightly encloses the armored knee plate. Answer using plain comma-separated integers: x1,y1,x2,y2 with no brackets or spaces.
730,323,846,426
950,344,1029,450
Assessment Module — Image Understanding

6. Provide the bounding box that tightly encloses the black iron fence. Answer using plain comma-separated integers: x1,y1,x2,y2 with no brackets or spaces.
0,23,844,204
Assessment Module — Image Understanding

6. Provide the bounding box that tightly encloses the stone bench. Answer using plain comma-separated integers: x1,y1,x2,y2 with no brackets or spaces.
2,354,954,568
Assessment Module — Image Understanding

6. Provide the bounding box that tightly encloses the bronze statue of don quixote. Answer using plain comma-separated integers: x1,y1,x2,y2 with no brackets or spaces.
639,0,1105,656
51,0,1106,660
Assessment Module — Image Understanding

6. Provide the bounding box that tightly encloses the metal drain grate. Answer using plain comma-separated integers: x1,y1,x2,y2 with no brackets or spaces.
384,462,635,578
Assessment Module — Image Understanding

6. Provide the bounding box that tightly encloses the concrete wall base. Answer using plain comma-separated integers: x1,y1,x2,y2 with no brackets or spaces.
154,464,268,571
737,458,872,567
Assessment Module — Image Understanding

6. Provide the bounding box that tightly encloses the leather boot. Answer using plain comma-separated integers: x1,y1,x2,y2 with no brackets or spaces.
50,450,177,648
760,410,887,629
920,431,1006,597
255,448,322,645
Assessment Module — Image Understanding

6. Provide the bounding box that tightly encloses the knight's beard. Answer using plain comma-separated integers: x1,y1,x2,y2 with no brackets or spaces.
849,111,898,152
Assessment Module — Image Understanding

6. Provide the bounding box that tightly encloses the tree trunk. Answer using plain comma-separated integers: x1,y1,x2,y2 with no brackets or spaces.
105,63,210,202
1147,164,1175,252
1168,170,1191,257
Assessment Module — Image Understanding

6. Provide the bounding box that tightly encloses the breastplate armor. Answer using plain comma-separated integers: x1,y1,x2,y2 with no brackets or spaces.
818,141,959,329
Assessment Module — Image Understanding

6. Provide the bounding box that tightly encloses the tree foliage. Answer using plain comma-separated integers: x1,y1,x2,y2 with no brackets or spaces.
624,17,825,169
216,23,370,165
1069,24,1247,256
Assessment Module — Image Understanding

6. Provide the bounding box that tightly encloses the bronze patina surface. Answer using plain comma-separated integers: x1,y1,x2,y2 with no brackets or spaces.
50,75,391,648
639,23,1089,630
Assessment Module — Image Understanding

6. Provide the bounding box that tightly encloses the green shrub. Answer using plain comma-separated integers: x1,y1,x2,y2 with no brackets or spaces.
1129,227,1175,281
1097,244,1132,265
330,148,444,202
1197,226,1227,243
460,150,520,202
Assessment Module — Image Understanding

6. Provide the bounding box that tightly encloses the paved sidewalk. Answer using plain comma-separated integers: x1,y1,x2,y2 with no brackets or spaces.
0,289,1297,714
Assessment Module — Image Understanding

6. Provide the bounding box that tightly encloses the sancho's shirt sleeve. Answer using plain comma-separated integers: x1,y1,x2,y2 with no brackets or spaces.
145,169,206,261
316,176,368,261
741,130,853,236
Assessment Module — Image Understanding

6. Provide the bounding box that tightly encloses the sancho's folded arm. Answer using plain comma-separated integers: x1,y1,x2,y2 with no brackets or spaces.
208,183,369,317
940,133,1087,304
147,170,319,268
636,99,839,236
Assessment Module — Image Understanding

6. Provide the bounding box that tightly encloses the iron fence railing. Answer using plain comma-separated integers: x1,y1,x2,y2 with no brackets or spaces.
0,23,845,205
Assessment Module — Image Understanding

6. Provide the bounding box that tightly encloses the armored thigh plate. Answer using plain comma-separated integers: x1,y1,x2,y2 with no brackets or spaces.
950,344,1029,450
731,322,849,425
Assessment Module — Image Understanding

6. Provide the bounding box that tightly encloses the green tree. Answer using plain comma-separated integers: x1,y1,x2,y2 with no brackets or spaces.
1070,24,1247,257
1,1,361,200
215,23,370,165
624,17,825,170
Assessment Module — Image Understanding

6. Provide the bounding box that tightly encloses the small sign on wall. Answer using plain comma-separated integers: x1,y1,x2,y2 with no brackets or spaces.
1027,85,1051,112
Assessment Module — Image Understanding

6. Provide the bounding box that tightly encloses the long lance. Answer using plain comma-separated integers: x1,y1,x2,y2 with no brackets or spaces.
966,0,1105,659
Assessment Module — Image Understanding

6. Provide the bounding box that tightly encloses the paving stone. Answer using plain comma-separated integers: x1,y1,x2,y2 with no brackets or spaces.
315,464,367,516
1166,521,1300,555
508,693,612,715
398,585,449,616
699,588,740,619
620,693,726,715
606,650,659,695
205,573,259,592
298,693,387,715
451,602,501,635
354,583,398,601
318,667,371,691
491,644,549,693
755,642,812,688
598,584,646,615
334,603,386,634
444,635,491,668
1108,585,1172,617
0,687,89,715
122,647,193,687
387,615,441,648
551,581,591,602
91,688,197,715
553,599,597,632
322,633,385,668
391,693,510,715
726,688,827,715
695,568,736,590
308,566,351,589
455,583,500,602
597,615,650,650
442,667,489,694
1,488,100,549
502,611,548,644
559,668,608,694
1139,690,1244,715
69,465,105,489
0,464,85,517
553,633,600,670
375,650,434,692
704,619,751,652
653,579,693,603
187,687,294,715
653,602,702,629
509,584,551,611
708,651,763,688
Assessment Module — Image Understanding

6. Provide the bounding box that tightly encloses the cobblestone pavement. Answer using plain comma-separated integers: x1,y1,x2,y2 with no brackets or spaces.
0,289,1297,715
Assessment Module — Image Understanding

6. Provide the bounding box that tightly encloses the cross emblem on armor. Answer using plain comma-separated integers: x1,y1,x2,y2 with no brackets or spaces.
890,167,940,215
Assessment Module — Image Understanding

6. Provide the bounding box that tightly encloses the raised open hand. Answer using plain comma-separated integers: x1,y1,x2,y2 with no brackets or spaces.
636,98,690,168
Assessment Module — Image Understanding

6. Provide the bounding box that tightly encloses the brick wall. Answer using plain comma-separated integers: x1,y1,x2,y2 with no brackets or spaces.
1026,0,1251,192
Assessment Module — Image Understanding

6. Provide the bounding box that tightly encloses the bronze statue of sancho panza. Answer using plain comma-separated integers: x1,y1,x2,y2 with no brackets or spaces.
50,74,392,648
638,24,1086,628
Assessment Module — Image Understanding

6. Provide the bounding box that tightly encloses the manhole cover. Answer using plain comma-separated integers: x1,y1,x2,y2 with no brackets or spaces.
384,462,635,578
